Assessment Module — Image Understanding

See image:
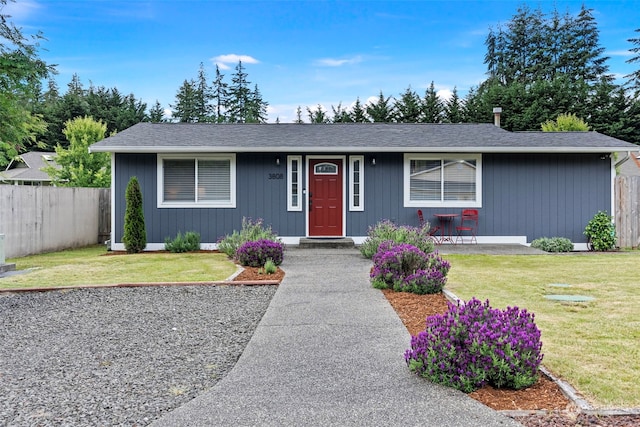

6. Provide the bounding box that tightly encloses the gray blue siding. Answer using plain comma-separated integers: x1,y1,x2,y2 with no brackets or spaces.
114,152,611,245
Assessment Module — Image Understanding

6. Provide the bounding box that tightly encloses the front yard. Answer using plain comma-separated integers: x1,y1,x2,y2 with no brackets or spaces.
445,252,640,409
2,245,236,288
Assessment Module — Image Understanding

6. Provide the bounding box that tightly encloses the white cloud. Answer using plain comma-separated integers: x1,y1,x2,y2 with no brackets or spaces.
211,54,260,70
436,89,453,101
314,55,363,67
608,49,633,57
2,0,40,20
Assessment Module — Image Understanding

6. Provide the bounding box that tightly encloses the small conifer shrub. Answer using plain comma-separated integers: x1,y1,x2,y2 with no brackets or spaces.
122,176,146,253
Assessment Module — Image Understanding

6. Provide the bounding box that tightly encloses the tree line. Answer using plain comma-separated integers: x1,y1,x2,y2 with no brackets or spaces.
297,5,640,146
2,0,640,173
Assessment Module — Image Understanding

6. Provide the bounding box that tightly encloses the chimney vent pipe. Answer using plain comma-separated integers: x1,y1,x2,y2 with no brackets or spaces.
493,107,502,127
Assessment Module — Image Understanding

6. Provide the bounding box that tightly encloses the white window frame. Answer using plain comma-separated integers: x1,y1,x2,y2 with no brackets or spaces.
157,153,236,208
287,155,302,211
403,153,482,208
349,155,364,211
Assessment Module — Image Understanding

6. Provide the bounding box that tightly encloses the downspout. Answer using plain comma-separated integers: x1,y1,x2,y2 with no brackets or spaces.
614,151,630,170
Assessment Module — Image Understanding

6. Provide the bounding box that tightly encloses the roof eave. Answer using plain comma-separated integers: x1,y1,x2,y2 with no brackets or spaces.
89,145,632,154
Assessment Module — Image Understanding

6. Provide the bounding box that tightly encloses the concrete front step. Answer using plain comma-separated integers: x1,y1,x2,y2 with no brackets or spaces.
297,238,356,249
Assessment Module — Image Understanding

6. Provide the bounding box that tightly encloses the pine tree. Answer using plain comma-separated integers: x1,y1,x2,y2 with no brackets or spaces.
366,91,394,122
194,62,213,122
211,65,228,122
307,104,329,123
395,86,422,123
148,100,165,123
227,61,252,123
626,28,640,95
331,102,352,123
422,82,443,123
122,176,147,254
246,84,268,123
171,79,198,122
350,98,369,123
444,87,463,123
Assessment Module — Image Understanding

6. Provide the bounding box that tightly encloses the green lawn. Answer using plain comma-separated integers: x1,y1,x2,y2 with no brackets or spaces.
444,252,640,409
2,245,237,289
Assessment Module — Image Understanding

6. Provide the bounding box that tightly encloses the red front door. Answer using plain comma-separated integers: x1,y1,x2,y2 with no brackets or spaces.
309,159,343,237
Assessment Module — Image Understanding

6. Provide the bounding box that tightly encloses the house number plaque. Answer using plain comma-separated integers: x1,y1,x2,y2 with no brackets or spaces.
268,173,284,180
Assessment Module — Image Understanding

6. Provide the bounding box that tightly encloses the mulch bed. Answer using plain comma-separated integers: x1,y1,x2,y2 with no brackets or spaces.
232,265,285,283
382,290,640,427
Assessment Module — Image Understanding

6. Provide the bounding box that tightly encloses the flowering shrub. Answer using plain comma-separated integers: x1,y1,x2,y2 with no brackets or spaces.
217,217,281,258
360,220,435,259
370,243,450,294
236,239,284,267
405,298,543,393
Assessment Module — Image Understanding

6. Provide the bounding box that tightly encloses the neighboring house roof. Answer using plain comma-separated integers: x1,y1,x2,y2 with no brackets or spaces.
89,122,639,154
1,151,59,184
618,152,640,176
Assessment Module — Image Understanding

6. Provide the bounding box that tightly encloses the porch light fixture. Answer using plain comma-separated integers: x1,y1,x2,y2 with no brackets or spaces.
371,157,376,166
276,156,281,166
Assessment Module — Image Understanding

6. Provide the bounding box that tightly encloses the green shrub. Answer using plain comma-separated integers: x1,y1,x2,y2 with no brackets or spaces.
531,237,574,252
217,217,281,258
122,176,146,254
263,258,278,274
164,231,201,253
360,220,435,259
584,211,616,251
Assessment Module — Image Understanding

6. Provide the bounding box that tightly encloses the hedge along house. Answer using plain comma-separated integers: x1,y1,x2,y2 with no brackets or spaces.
89,122,638,251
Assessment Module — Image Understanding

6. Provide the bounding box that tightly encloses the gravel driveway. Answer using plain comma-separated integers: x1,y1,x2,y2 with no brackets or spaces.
0,285,276,426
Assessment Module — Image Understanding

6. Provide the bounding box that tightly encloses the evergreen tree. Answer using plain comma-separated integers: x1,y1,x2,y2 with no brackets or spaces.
122,176,147,254
626,28,640,95
331,102,352,123
294,106,304,123
350,98,369,123
246,84,268,123
147,100,165,123
211,65,228,122
444,87,463,123
171,79,198,122
421,82,444,123
227,61,252,123
307,104,329,123
395,86,422,122
366,91,394,122
194,62,213,122
44,116,110,187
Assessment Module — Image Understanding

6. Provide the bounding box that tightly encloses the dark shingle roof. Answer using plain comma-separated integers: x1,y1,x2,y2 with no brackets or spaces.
1,152,59,183
89,122,638,154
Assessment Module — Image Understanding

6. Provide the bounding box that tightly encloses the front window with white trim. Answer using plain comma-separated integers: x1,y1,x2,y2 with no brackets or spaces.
158,154,236,208
287,155,302,211
404,154,481,207
349,155,364,211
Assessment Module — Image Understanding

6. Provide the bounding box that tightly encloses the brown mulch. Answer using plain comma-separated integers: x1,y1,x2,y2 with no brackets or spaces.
381,290,640,427
233,265,285,283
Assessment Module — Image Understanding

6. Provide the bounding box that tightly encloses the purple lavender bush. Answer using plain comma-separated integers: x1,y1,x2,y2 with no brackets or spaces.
370,243,450,294
236,239,284,267
405,298,543,393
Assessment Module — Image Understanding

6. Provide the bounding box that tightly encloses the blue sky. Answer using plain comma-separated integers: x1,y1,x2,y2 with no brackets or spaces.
6,0,639,123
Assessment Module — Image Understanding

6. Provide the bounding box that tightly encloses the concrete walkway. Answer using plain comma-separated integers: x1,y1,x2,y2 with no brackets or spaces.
152,248,521,427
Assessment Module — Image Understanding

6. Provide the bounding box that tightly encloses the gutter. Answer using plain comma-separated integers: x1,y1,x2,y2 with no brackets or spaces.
615,151,631,169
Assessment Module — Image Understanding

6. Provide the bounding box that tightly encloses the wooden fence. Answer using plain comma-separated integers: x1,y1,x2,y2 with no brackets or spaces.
615,176,640,248
0,186,111,258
